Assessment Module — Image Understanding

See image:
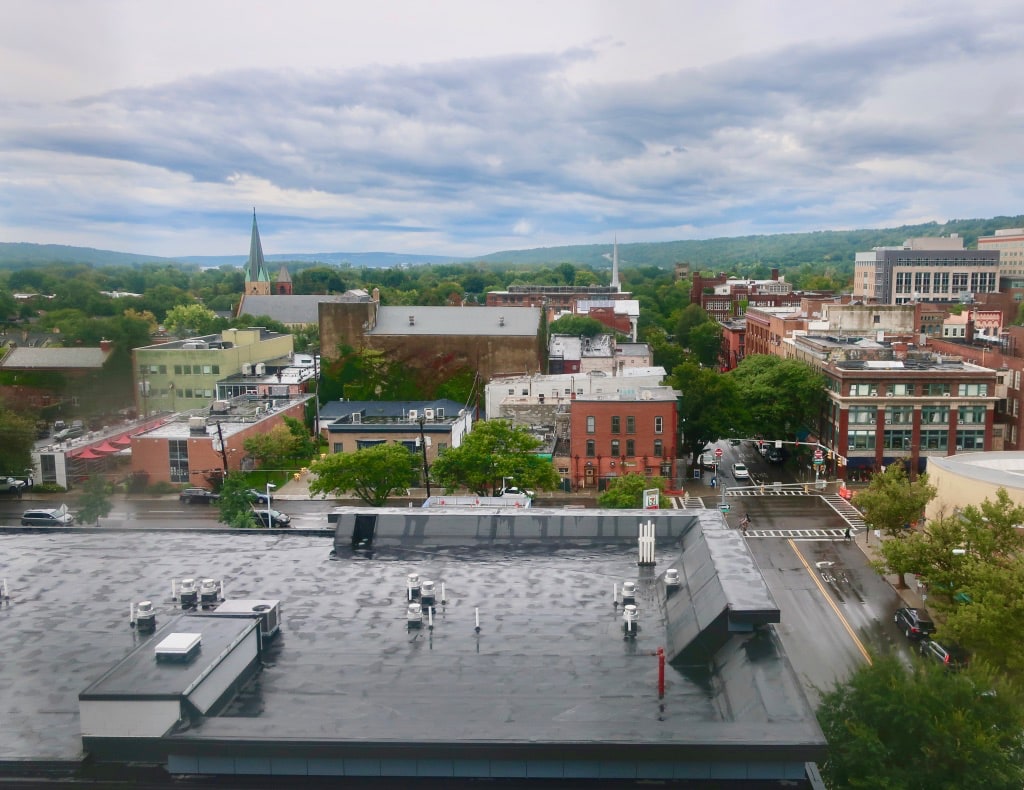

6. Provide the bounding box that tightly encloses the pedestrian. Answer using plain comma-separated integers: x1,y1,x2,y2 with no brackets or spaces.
740,513,750,534
844,525,852,542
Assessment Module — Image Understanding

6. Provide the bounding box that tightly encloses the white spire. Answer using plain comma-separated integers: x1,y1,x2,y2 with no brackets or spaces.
610,236,621,290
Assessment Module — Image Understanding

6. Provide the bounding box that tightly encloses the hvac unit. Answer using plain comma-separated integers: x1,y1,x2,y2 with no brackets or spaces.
255,363,266,376
242,363,252,375
408,409,418,421
423,408,435,420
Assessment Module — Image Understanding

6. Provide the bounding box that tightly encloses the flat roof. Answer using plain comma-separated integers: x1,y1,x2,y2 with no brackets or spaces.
0,523,823,772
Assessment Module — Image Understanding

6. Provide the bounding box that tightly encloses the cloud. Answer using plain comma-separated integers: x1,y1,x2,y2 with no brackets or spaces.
1,4,1023,256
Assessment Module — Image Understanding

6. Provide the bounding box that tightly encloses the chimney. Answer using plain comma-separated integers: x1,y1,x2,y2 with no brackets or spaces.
100,338,112,353
965,317,975,343
771,268,780,281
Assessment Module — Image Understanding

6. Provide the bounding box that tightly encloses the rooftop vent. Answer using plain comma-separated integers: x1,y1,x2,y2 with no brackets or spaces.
154,632,202,663
188,417,208,435
499,315,505,327
409,314,415,325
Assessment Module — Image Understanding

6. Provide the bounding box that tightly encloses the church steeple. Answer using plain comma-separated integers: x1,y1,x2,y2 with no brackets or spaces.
243,209,271,295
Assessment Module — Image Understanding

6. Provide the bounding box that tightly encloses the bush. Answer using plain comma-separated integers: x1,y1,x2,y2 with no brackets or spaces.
32,482,67,494
145,481,179,495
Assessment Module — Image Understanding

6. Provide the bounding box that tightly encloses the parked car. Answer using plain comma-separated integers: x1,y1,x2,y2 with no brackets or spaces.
919,638,969,670
253,509,291,528
699,452,717,469
894,607,935,640
0,477,27,495
246,488,275,505
179,487,220,504
21,506,75,526
766,448,784,464
732,462,750,479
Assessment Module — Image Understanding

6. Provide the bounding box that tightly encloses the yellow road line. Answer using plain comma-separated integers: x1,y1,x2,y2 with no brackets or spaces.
788,539,873,665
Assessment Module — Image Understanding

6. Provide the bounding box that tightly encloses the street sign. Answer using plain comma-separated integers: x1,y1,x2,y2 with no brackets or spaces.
814,458,825,466
714,447,723,458
814,449,824,459
719,504,730,513
643,488,660,509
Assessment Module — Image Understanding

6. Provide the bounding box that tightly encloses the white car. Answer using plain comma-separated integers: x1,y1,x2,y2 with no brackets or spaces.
732,462,750,480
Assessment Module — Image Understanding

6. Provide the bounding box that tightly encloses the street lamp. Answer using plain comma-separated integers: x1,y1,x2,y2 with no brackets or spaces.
266,483,276,528
416,415,431,499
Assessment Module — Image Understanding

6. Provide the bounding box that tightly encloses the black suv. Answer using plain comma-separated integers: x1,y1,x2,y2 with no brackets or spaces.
179,487,220,504
253,509,291,528
894,607,935,640
919,639,969,670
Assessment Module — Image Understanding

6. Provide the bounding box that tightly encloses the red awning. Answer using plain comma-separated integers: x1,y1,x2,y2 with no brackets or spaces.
73,448,105,460
94,442,121,454
111,434,132,447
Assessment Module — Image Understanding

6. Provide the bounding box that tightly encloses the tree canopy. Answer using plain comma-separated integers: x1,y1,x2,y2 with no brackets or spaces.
671,361,743,463
728,355,826,440
428,420,561,496
309,443,418,506
596,473,669,509
817,655,1024,790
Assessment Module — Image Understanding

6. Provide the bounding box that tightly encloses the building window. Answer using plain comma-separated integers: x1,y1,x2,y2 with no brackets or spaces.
174,365,183,375
654,416,663,434
168,440,189,483
848,430,876,450
653,439,663,457
586,439,596,457
848,406,876,424
212,365,220,375
626,439,635,457
203,365,213,374
333,442,343,453
626,416,636,434
919,430,948,451
850,383,874,396
158,365,167,374
957,383,989,397
611,416,621,434
956,430,985,450
183,365,192,375
958,406,986,424
890,383,911,396
883,429,913,450
610,439,620,457
586,416,595,434
921,405,949,424
885,406,913,425
356,439,386,450
925,383,951,396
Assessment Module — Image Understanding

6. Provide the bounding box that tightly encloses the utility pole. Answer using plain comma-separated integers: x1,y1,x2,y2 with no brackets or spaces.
417,414,431,499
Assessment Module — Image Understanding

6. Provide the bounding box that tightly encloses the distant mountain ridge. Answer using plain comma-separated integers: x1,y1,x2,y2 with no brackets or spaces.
2,214,1023,271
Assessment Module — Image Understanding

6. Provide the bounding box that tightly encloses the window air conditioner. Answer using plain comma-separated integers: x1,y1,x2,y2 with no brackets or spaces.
869,389,878,396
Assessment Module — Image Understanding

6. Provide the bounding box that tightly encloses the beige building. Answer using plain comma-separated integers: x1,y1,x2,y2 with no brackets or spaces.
133,328,294,416
924,452,1024,521
978,227,1024,281
853,235,999,304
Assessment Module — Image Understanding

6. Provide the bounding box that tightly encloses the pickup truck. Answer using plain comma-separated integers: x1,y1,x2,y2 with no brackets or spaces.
0,477,27,495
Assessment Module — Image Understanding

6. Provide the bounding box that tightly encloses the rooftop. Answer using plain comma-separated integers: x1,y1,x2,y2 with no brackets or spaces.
0,346,109,369
0,512,823,781
373,306,540,336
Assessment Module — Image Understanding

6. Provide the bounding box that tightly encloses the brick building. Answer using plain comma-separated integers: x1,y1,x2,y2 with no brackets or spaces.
567,386,679,491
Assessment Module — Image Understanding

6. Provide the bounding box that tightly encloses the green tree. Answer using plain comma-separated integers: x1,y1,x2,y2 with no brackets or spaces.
597,473,669,509
163,303,220,337
688,321,722,367
817,655,1024,790
429,420,561,496
548,315,608,338
728,355,826,440
309,444,418,506
854,464,936,588
217,473,262,529
674,303,713,349
243,424,309,474
671,362,742,465
0,405,36,473
76,474,113,526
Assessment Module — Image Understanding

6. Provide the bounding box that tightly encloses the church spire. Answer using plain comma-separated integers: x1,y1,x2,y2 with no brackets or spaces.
243,209,271,295
610,236,621,291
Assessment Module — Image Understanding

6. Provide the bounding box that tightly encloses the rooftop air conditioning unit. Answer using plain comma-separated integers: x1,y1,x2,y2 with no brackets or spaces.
423,408,435,420
242,363,252,375
255,363,266,376
188,416,208,434
408,409,418,421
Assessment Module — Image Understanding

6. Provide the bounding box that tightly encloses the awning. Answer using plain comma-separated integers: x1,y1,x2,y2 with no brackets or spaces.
94,442,121,454
73,448,105,460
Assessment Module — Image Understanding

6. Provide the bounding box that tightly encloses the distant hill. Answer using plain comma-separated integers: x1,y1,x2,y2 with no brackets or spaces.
2,214,1023,272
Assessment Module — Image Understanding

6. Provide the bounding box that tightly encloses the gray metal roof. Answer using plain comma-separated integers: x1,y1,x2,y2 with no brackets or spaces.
1,346,108,369
236,294,356,325
373,306,540,336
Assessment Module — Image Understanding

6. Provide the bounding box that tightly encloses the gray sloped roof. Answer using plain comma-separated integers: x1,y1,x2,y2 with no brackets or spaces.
373,306,540,336
236,294,354,325
1,346,108,369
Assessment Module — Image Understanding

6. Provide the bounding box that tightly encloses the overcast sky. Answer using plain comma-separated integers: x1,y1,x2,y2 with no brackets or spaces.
2,1,1023,258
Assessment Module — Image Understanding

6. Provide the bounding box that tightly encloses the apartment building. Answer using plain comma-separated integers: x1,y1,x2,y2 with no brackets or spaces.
853,235,999,304
568,386,680,490
978,227,1024,284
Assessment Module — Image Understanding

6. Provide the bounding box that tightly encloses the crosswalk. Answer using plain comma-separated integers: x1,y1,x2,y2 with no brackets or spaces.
745,528,848,539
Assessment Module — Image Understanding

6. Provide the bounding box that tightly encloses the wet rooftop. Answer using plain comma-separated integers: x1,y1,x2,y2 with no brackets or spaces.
0,522,824,772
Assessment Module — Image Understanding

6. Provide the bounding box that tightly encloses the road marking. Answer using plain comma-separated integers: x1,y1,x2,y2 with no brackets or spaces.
789,538,872,665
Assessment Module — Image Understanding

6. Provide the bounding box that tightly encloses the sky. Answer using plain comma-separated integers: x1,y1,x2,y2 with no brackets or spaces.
2,0,1023,258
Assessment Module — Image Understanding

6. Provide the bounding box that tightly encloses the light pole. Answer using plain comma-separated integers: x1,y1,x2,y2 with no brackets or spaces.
266,482,276,528
417,415,431,499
